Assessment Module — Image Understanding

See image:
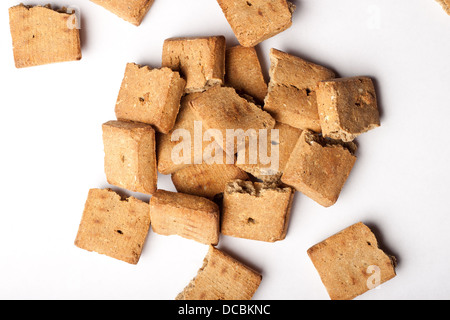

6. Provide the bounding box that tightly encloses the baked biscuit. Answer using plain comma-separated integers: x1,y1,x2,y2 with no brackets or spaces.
216,0,295,47
264,49,336,132
102,120,157,195
90,0,154,26
149,190,220,245
9,4,81,68
225,45,268,103
176,245,262,300
281,130,356,207
307,222,397,300
189,86,275,155
317,77,380,142
115,63,186,134
222,180,295,242
74,188,151,265
162,36,226,93
171,163,249,199
437,0,450,14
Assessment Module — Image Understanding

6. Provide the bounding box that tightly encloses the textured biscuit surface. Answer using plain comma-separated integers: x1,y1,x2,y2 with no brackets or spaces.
74,189,151,265
176,245,262,300
216,0,295,47
90,0,154,26
222,180,295,242
115,63,186,134
157,93,225,175
437,0,450,14
150,190,220,245
9,4,81,68
190,86,276,155
225,45,268,103
317,77,380,142
171,163,249,199
103,120,157,195
264,49,336,132
162,36,226,93
236,122,302,182
281,130,356,207
307,222,397,300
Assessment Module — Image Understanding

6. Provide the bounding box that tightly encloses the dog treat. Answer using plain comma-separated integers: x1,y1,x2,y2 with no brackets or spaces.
74,188,151,265
216,0,295,47
307,222,397,300
225,45,268,103
115,63,186,134
171,163,249,199
437,0,450,14
236,122,302,182
316,77,380,142
162,36,226,93
90,0,154,26
9,4,81,68
190,86,276,155
281,130,356,207
157,93,225,175
102,120,157,195
264,49,336,132
176,245,262,300
222,180,294,242
149,190,220,245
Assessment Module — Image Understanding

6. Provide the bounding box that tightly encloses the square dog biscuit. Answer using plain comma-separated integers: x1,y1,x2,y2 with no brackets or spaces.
189,86,276,156
9,4,81,68
307,222,397,300
74,188,151,265
171,163,249,199
317,77,380,142
90,0,154,26
236,122,302,183
157,93,225,175
437,0,450,14
281,130,356,207
225,45,268,104
217,0,295,47
176,245,262,300
149,190,220,245
102,120,157,195
264,49,336,132
222,180,295,242
162,36,226,93
115,63,186,134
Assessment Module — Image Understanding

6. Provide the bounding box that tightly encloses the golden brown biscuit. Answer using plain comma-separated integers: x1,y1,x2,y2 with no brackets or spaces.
316,77,380,142
307,222,397,300
74,188,151,265
90,0,154,26
281,130,356,207
115,63,186,134
156,93,225,175
149,190,220,245
236,122,302,183
225,45,268,103
9,4,81,68
216,0,295,47
102,120,157,195
189,86,276,155
176,245,262,300
264,49,336,132
437,0,450,14
222,180,295,242
162,36,226,93
171,163,249,199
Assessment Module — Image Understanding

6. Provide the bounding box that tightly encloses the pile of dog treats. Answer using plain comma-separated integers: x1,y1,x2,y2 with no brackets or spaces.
17,0,450,300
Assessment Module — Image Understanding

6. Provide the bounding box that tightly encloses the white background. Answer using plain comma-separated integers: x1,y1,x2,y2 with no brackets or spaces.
0,0,449,300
